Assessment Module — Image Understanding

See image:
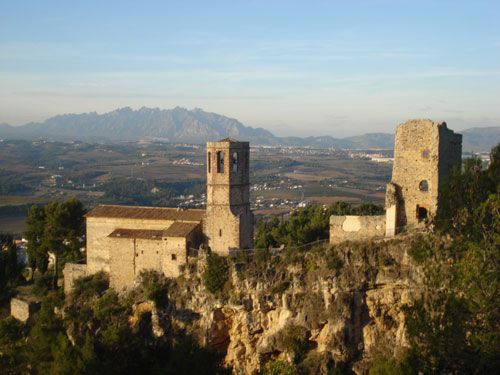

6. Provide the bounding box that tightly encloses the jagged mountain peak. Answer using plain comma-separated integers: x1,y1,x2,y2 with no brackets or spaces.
0,108,498,150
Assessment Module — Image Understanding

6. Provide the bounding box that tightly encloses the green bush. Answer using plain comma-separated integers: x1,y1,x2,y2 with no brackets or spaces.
325,250,343,274
254,202,384,249
275,324,309,361
408,235,432,264
254,247,270,265
33,272,53,296
262,359,298,375
369,353,418,375
298,351,329,374
139,270,168,306
71,272,109,301
271,279,291,294
203,253,229,294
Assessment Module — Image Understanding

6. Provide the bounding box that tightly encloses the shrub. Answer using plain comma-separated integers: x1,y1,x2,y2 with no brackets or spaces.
378,254,395,267
203,253,229,294
71,272,109,301
408,235,432,264
298,351,329,374
139,270,168,306
271,278,291,294
254,247,270,265
276,324,309,361
369,354,418,375
33,272,53,296
325,250,343,274
262,359,298,375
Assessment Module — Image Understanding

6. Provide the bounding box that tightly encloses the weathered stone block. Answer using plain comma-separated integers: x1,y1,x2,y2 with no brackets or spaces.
10,297,40,323
330,215,386,244
63,262,88,294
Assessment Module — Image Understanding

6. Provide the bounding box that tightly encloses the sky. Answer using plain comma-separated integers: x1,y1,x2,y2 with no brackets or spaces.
0,0,499,137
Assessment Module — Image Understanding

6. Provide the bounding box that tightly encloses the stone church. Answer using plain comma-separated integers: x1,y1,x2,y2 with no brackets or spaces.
330,119,462,243
65,138,253,291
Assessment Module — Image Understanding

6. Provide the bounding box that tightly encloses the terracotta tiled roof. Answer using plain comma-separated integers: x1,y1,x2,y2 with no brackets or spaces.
86,204,204,222
108,222,200,240
108,228,164,240
163,222,200,237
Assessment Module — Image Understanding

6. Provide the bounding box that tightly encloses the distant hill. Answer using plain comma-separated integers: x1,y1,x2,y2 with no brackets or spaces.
0,107,498,151
461,127,500,152
0,107,274,145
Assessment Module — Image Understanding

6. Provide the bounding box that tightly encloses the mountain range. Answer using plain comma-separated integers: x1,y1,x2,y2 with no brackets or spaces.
0,107,498,151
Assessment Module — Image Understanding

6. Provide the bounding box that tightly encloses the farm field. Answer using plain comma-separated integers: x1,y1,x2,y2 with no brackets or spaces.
0,139,392,234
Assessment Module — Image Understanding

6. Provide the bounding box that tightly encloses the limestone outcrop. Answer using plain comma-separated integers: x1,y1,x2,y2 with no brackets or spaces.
153,237,424,374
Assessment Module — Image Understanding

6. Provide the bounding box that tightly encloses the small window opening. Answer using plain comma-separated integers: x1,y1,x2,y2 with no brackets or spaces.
417,206,428,222
217,151,225,173
422,149,430,159
207,152,211,173
171,254,177,261
219,229,222,237
419,180,429,192
232,152,238,172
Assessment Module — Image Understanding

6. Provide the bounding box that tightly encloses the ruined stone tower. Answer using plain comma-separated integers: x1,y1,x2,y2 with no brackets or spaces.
204,138,254,254
385,119,462,235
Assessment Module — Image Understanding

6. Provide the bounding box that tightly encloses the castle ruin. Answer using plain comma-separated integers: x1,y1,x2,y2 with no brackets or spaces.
330,119,462,243
64,120,463,292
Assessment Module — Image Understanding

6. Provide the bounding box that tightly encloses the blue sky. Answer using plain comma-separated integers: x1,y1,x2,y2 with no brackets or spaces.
1,0,499,136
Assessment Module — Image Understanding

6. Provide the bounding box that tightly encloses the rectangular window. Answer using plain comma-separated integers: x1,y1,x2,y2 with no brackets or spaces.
219,229,222,237
217,151,225,173
171,254,177,261
232,152,238,172
207,152,211,173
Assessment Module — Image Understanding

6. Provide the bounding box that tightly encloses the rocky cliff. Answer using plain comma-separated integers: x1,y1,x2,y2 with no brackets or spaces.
149,236,425,374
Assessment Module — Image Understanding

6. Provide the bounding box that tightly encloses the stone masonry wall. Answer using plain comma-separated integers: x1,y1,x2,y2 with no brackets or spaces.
438,125,462,192
391,120,441,227
391,120,461,228
86,217,176,274
330,215,386,244
205,140,253,254
63,263,88,294
108,227,202,291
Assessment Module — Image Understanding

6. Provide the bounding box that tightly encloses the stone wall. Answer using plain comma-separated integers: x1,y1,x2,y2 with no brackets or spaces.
63,263,88,294
330,215,386,244
108,226,203,291
86,217,177,274
438,125,462,191
10,298,40,323
390,119,461,229
391,120,441,228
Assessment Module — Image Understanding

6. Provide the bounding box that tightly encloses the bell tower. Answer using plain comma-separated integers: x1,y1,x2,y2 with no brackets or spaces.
204,138,253,254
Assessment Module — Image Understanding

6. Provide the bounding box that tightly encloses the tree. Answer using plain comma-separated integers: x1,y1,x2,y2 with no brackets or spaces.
254,202,384,249
24,198,86,288
25,205,47,277
405,143,500,374
0,234,20,294
203,253,229,294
